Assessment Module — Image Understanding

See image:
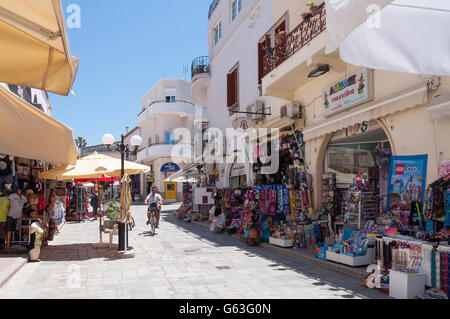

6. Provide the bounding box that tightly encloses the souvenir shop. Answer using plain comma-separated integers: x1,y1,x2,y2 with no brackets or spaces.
204,123,450,298
0,155,68,251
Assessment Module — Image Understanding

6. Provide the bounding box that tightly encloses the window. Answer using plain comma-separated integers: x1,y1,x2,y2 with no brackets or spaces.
227,64,239,110
148,137,152,147
165,96,175,103
214,21,222,45
232,0,242,21
166,131,176,145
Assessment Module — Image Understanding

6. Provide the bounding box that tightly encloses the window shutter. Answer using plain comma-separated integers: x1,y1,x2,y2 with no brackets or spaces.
227,66,239,109
227,73,233,108
234,68,238,107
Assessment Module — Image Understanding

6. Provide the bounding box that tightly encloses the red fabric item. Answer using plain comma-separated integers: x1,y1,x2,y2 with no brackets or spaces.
269,189,277,216
74,177,119,183
37,195,46,210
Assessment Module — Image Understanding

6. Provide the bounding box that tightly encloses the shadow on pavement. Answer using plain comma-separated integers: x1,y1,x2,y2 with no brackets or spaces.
39,243,127,262
162,213,389,300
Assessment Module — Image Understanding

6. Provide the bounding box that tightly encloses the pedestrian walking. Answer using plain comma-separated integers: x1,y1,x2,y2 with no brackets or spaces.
90,191,99,220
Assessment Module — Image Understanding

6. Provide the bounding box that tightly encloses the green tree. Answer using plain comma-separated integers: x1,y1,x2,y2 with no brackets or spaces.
75,137,87,148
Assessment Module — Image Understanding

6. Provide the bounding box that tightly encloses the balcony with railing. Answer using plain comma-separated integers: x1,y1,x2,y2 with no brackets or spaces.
138,99,196,125
191,56,211,106
137,141,194,163
191,56,210,78
262,3,327,79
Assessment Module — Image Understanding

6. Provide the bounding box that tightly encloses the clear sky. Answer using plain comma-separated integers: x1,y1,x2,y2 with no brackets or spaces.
50,0,212,146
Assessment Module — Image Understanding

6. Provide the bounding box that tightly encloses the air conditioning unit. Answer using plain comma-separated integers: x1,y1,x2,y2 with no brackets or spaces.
253,100,265,121
246,104,253,119
282,101,302,119
280,105,288,119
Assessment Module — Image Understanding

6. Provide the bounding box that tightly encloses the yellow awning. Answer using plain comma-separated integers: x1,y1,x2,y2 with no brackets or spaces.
0,85,78,165
0,0,79,96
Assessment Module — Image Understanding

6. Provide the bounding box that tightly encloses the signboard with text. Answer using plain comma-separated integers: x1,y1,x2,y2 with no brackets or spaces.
160,162,180,172
323,68,373,117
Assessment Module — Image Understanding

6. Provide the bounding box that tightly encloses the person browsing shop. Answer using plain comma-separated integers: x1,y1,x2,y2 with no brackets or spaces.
0,187,10,247
144,187,164,228
90,191,99,220
6,188,27,249
23,208,45,263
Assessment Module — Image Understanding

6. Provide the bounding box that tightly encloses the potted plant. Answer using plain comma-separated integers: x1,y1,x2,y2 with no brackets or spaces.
275,30,287,46
305,1,319,16
104,200,120,230
262,44,273,56
301,12,312,22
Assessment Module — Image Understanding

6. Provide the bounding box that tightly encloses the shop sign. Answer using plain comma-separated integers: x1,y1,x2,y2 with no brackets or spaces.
146,172,154,182
230,163,246,177
345,121,369,137
160,162,180,172
323,68,373,117
232,117,255,130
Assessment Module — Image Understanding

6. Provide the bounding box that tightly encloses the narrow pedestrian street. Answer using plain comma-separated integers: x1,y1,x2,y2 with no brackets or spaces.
0,205,387,299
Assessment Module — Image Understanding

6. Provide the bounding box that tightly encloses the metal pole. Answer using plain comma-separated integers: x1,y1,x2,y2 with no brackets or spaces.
118,135,127,252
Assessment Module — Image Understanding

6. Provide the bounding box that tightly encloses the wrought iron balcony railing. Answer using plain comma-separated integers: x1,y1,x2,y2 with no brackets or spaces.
262,3,326,78
191,56,210,79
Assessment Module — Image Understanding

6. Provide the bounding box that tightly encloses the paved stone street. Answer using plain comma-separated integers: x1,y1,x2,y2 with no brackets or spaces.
0,204,388,299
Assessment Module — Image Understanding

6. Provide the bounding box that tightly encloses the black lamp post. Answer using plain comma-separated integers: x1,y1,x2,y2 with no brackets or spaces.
102,133,142,252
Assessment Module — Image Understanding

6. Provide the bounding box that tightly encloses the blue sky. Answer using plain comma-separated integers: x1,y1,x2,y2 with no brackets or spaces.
50,0,211,145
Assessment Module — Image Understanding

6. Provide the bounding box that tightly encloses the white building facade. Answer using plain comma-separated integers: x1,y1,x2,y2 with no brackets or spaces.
137,78,207,201
0,83,52,115
191,0,300,188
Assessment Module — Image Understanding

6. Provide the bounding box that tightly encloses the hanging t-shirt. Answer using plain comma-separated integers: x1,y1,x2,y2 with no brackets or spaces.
0,196,10,222
0,155,12,177
8,193,28,219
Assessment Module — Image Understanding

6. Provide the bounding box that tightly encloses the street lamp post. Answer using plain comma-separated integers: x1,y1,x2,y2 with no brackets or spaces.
102,133,142,252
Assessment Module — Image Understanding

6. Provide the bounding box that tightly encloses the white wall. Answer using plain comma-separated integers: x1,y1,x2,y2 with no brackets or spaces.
207,0,274,133
0,83,52,115
141,78,196,112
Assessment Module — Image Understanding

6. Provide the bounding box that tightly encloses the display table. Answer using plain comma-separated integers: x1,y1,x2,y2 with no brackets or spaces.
269,237,294,248
326,247,375,267
389,270,426,299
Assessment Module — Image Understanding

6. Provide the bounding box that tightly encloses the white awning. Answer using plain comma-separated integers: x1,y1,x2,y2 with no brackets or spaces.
0,86,78,165
325,0,450,76
302,83,428,141
165,162,198,182
427,93,450,120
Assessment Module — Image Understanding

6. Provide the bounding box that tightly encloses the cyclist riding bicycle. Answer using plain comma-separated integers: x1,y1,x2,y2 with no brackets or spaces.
144,187,164,229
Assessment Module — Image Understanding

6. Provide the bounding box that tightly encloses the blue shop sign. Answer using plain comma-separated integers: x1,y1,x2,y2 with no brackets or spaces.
161,163,180,172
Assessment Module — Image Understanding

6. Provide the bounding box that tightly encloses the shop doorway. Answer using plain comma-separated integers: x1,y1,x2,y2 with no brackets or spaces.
165,182,177,201
324,122,393,214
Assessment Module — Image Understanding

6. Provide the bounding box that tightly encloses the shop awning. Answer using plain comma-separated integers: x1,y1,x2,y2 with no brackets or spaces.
427,93,450,120
165,163,199,182
0,0,79,95
325,0,450,76
302,83,428,141
0,85,78,165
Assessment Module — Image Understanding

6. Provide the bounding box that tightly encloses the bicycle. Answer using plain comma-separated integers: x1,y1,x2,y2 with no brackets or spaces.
148,205,159,236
